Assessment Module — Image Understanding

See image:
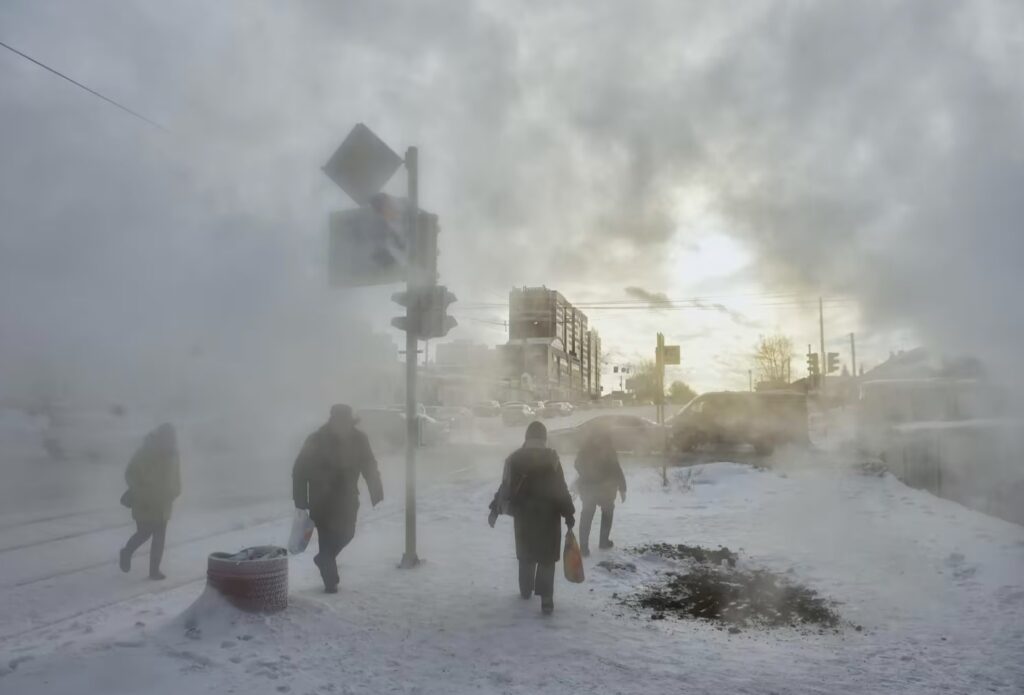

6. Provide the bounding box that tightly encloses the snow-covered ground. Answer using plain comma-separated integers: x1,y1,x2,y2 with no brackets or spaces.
1,445,1022,694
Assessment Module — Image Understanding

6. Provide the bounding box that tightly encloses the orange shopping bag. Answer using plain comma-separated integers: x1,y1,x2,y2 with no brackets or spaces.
563,529,585,583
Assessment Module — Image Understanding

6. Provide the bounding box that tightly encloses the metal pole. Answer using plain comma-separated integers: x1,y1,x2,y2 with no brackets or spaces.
400,146,420,569
819,297,826,392
657,333,666,486
850,332,857,377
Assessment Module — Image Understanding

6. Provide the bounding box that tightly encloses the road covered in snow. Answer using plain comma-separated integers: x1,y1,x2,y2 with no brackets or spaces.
1,445,1023,694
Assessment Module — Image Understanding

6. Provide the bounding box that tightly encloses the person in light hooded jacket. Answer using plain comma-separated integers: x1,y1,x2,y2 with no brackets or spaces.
489,421,575,615
120,423,181,580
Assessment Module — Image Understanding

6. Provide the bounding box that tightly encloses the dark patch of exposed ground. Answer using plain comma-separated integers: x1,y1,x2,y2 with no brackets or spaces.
615,544,852,633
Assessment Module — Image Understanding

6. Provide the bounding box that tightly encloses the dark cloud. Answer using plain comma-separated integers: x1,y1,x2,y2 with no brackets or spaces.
624,287,759,329
624,287,671,306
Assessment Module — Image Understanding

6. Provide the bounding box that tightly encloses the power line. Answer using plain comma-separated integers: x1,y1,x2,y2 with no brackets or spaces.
457,290,856,310
0,39,168,132
458,297,857,312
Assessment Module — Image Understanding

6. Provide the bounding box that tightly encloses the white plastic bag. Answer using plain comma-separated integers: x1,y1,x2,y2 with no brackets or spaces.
288,509,315,554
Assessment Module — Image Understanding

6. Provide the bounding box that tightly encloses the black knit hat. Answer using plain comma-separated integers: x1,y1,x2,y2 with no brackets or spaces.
524,420,547,442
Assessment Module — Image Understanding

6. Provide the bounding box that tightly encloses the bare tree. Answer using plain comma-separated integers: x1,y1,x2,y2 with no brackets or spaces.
668,380,698,404
754,334,793,384
625,359,660,401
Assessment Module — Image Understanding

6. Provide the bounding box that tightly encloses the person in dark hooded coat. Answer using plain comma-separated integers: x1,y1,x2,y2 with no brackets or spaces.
293,404,383,593
120,423,181,580
489,421,575,615
574,429,626,556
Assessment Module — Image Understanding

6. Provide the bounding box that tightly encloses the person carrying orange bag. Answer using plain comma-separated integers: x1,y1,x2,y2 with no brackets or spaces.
563,529,585,583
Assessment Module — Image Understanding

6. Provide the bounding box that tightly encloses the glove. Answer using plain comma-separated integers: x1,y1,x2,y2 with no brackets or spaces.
488,509,499,528
566,515,575,529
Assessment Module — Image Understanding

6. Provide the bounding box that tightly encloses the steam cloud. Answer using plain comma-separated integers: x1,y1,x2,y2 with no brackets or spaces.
2,0,1023,408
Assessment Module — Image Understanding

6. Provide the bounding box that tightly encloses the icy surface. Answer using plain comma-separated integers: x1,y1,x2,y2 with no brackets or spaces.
1,454,1022,694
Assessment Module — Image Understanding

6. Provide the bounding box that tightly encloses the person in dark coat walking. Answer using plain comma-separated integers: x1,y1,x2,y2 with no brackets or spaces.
489,421,575,615
293,404,383,593
120,423,181,580
574,430,626,556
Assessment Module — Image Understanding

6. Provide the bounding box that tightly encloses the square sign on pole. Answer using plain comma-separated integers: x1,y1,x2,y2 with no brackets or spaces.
323,123,403,205
328,208,408,287
663,345,681,365
328,199,438,287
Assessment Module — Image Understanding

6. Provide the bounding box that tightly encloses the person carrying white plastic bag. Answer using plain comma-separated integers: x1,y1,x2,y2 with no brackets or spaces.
288,508,315,554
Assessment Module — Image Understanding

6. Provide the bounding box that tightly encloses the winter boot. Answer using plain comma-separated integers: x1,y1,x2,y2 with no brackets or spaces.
599,508,615,549
541,597,554,615
149,571,166,581
119,548,131,573
581,544,591,558
324,583,338,594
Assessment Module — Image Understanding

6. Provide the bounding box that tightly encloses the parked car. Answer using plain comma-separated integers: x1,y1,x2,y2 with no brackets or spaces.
386,403,427,417
471,400,501,417
501,403,535,427
542,401,574,418
668,391,808,455
426,405,473,430
357,408,450,450
599,399,624,409
548,414,664,454
856,378,1002,458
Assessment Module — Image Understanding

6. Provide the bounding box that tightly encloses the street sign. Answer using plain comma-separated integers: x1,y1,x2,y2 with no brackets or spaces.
328,208,408,287
662,345,681,365
328,198,438,287
323,123,403,204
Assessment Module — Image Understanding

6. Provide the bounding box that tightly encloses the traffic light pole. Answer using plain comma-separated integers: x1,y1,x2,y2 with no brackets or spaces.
818,296,826,392
656,332,667,487
400,146,421,570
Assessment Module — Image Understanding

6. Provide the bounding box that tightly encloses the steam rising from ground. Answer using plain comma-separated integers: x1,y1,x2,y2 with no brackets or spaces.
2,0,1023,416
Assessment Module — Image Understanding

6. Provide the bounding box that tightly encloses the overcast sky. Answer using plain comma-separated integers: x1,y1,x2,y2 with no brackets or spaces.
1,0,1022,404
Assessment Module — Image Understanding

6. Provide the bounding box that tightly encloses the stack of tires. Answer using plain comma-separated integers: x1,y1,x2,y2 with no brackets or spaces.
207,546,288,613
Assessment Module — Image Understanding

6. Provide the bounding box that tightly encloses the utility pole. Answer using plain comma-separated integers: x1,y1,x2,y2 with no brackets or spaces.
850,332,857,377
656,333,666,487
400,146,421,570
818,297,826,392
748,369,753,392
325,125,456,572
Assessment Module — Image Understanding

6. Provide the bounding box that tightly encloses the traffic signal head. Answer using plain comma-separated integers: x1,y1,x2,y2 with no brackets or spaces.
390,289,422,335
827,351,840,374
390,286,457,338
421,286,458,339
806,352,820,376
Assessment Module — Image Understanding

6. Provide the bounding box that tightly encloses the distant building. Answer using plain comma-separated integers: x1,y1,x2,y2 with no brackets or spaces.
498,287,602,402
422,339,502,406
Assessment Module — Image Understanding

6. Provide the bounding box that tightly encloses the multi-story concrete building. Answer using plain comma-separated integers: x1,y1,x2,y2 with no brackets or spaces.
421,339,502,406
499,287,602,402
